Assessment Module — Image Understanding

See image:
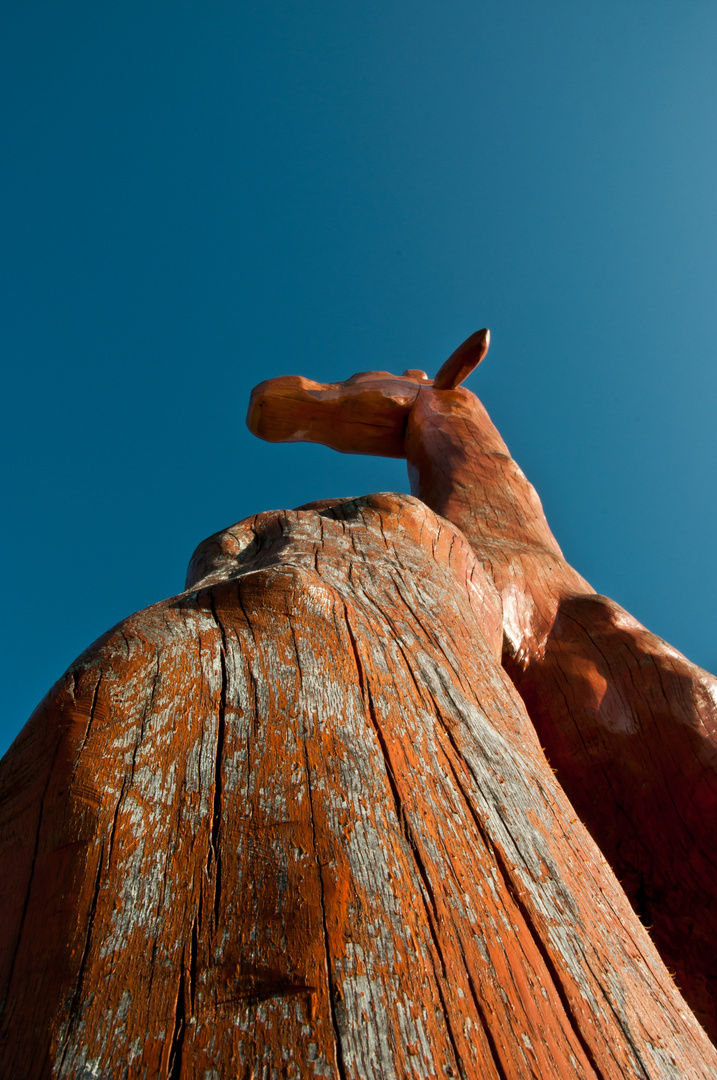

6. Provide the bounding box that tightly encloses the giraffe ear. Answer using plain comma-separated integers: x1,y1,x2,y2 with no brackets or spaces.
432,329,490,391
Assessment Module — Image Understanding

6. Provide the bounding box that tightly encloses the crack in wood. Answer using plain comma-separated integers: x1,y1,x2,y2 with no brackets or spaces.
167,965,186,1080
342,603,467,1079
208,595,228,930
56,834,107,1076
301,733,349,1080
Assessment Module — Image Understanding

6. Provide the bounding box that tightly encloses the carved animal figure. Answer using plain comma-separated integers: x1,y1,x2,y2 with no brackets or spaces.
0,330,715,1078
249,328,717,1038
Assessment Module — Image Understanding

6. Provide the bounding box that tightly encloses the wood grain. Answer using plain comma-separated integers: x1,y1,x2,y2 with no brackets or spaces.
407,384,717,1041
1,495,714,1077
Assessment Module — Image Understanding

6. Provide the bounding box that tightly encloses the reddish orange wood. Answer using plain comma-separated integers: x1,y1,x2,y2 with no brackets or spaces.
247,339,717,1039
2,496,714,1077
1,332,716,1076
432,327,490,390
406,383,717,1040
245,330,489,459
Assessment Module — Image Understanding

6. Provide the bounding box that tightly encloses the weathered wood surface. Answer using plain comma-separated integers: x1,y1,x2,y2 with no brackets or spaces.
1,493,715,1078
250,341,717,1042
406,386,717,1039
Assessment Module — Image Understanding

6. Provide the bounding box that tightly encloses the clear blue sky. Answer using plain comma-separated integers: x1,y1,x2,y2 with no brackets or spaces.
3,1,717,754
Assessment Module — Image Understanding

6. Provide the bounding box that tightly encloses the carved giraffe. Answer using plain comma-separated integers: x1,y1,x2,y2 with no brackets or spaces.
248,328,717,1039
0,330,715,1078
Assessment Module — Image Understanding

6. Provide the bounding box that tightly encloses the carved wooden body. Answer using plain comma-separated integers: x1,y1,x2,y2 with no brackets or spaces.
1,495,714,1078
250,338,717,1040
2,331,716,1076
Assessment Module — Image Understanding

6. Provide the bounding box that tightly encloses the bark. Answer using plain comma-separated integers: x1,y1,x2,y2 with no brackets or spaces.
1,494,715,1078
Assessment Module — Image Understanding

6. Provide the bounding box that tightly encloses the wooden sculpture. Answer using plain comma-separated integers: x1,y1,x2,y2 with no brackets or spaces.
1,330,716,1078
